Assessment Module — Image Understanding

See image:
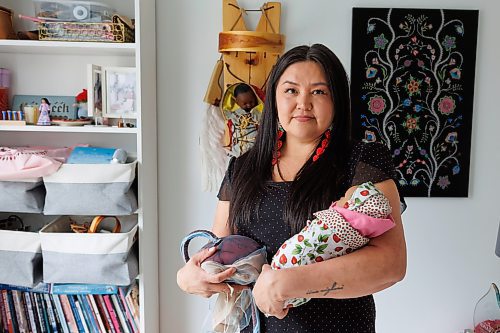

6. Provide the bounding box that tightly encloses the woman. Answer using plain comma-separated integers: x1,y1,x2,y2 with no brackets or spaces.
177,44,407,332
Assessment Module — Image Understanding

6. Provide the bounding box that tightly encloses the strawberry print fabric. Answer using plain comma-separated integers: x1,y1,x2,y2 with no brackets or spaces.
271,182,395,307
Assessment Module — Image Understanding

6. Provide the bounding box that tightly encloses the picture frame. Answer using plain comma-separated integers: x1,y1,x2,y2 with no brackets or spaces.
86,64,104,118
102,67,137,119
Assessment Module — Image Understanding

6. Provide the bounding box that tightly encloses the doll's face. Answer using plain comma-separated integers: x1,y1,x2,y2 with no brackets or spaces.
235,91,257,112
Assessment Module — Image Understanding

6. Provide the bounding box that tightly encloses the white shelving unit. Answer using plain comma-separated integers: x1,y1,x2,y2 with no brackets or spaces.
0,0,158,332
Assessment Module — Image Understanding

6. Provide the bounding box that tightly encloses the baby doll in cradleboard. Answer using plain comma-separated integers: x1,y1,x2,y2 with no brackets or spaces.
271,181,396,308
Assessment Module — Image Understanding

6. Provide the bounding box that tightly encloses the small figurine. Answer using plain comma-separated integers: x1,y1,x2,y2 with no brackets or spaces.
37,98,51,126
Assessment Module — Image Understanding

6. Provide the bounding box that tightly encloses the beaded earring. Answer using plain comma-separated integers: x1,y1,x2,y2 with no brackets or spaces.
272,123,285,166
312,127,333,162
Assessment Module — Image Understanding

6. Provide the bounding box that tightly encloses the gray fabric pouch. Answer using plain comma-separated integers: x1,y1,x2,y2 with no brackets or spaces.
0,178,46,213
43,161,138,215
40,215,138,285
0,214,56,287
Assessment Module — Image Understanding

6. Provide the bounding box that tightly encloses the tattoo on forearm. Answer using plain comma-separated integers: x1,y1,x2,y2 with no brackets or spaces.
306,282,344,296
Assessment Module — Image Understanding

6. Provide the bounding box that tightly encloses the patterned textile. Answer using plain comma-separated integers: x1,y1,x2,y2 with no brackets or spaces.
0,147,65,180
270,182,394,307
350,8,479,197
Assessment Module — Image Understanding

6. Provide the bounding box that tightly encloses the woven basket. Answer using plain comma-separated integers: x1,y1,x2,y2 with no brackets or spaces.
38,14,134,43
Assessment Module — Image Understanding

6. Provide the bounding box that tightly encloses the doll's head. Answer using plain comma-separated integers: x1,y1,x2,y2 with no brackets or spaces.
234,84,257,112
41,98,50,105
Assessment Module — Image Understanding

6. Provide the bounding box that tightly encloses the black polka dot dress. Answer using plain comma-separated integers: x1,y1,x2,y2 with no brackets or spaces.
217,141,404,333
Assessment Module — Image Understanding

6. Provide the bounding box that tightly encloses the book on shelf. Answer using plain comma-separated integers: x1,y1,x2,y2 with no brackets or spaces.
87,294,107,333
67,294,85,333
111,293,131,333
72,296,90,333
6,290,19,333
1,290,14,333
52,284,119,295
23,292,38,333
96,294,116,333
12,290,29,333
119,287,138,333
58,295,78,333
36,293,51,333
0,283,118,295
78,294,99,333
32,293,44,333
125,284,140,330
0,291,8,333
51,294,69,333
42,293,59,333
103,295,122,333
0,282,140,333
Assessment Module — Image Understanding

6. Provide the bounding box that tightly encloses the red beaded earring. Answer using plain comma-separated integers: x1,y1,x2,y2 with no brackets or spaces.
272,123,285,166
312,128,332,162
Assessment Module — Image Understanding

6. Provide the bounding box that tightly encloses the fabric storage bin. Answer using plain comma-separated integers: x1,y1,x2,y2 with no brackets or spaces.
40,215,138,285
0,213,56,287
0,178,46,213
43,161,138,215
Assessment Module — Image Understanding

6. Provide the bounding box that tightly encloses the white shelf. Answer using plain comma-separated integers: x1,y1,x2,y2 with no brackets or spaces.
0,40,135,56
0,125,138,133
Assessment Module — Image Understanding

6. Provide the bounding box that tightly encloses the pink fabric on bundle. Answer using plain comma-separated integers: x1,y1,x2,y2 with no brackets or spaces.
332,204,395,238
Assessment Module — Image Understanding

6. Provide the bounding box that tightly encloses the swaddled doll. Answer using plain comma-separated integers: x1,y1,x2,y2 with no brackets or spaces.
271,182,395,308
180,230,266,333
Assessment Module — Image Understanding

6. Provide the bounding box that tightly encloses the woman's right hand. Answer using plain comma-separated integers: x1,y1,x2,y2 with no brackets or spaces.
176,246,245,298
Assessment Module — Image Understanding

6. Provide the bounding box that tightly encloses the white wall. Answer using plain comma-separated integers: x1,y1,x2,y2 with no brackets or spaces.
158,1,500,332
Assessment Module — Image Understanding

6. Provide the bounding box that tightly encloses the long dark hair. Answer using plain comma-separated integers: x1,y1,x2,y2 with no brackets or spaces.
228,44,352,234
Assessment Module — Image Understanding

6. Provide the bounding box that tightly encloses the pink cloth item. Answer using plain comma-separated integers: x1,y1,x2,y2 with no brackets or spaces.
0,147,63,180
17,145,84,163
331,204,395,238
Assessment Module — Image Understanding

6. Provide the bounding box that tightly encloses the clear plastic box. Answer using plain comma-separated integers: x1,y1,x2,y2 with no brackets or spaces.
33,0,114,22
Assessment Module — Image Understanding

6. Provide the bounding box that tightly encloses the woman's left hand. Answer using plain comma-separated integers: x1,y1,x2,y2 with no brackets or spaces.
253,264,289,319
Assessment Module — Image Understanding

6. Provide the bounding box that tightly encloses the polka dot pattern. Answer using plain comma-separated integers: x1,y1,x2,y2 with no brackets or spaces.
217,141,402,332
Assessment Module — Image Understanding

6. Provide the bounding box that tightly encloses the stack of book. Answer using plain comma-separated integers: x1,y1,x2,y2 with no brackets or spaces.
0,282,139,333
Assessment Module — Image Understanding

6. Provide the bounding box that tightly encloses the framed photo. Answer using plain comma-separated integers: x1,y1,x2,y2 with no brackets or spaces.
87,64,103,118
102,67,137,119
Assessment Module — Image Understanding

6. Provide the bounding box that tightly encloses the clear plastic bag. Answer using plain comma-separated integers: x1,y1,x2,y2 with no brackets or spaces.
473,283,500,333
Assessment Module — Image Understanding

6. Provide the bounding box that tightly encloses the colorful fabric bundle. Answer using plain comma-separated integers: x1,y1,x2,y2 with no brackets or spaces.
271,182,396,307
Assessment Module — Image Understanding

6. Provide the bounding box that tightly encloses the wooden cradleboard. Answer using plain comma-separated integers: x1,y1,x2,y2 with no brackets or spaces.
204,1,285,105
201,1,285,191
220,0,285,92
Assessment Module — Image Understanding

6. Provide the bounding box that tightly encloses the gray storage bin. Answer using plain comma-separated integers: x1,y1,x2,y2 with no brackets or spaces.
40,215,138,285
0,178,45,213
0,213,56,287
43,161,137,215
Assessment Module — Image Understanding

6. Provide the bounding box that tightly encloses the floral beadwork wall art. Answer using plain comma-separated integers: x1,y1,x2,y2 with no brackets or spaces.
350,8,479,197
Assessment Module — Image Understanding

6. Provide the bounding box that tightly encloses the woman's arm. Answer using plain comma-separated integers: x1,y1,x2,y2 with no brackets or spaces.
253,179,406,313
211,200,231,237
